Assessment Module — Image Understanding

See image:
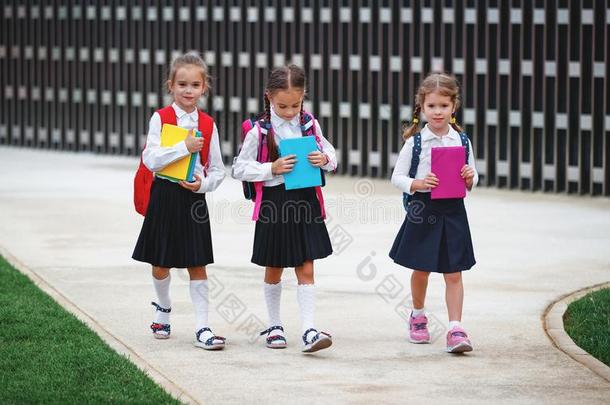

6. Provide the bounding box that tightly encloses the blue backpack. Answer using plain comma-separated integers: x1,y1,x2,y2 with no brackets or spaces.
402,132,471,211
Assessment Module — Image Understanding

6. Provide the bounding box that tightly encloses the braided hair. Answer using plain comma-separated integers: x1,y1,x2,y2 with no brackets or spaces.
402,72,463,140
262,64,307,161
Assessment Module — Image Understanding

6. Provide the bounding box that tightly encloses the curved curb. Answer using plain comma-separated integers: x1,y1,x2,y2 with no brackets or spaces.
0,246,200,405
543,282,610,384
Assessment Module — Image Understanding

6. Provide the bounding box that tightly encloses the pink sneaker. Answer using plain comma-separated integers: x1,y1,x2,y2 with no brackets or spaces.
446,326,473,353
409,312,431,344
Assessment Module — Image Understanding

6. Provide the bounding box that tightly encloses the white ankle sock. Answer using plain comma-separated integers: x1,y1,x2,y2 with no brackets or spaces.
411,307,425,317
152,275,171,324
297,284,316,340
264,282,283,335
449,320,461,329
190,280,209,333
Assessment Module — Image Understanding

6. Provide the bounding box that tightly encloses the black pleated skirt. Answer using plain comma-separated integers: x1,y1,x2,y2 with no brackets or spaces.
252,184,333,267
132,177,214,268
389,192,475,273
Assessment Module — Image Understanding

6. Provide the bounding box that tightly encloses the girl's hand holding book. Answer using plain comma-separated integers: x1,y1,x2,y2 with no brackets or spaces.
185,130,204,153
272,155,297,175
461,165,475,189
179,174,202,191
308,151,328,167
411,172,439,193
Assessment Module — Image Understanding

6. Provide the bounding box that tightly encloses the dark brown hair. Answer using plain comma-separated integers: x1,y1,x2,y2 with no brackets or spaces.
263,64,306,161
403,72,463,140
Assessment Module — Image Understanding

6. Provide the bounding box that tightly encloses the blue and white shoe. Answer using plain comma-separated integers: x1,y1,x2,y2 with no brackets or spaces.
260,325,287,349
301,328,332,353
150,301,171,339
194,327,226,351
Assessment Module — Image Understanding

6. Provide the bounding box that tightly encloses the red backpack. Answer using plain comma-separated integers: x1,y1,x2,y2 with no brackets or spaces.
236,111,328,221
133,106,214,216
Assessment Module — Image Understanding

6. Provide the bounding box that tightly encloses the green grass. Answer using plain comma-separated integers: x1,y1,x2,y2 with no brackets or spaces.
563,287,610,367
0,256,181,404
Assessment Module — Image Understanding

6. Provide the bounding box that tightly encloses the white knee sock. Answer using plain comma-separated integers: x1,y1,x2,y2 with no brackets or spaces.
264,282,283,334
152,274,171,324
189,280,209,332
297,284,316,340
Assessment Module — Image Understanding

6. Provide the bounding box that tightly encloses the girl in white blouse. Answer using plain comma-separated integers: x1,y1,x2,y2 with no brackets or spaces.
133,52,226,350
233,64,337,353
390,72,477,354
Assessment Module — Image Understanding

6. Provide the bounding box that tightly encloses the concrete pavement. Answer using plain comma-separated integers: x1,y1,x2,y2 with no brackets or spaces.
0,146,609,404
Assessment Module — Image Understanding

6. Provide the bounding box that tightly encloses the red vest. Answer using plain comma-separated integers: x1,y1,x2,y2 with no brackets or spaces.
133,106,214,216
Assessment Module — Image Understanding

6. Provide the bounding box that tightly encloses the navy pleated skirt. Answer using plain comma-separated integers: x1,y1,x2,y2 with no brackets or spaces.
389,192,475,273
252,184,333,268
132,177,214,268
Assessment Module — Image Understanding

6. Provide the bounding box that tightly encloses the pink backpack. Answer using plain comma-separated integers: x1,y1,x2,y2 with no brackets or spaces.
238,111,327,221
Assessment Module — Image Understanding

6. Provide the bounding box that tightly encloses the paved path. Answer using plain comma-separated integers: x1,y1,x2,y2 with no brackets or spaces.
1,147,609,404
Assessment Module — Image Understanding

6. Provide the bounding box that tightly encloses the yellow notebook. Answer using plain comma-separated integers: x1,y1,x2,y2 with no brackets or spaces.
156,124,202,182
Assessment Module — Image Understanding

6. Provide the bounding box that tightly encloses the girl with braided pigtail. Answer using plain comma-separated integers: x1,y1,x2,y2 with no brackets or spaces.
390,72,479,354
402,103,422,139
233,64,337,353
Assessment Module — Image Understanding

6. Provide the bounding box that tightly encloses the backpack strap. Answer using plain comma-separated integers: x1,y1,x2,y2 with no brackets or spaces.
252,121,269,221
301,111,327,219
145,106,179,155
301,111,324,151
197,110,214,169
459,132,470,164
315,187,327,219
256,120,270,163
402,133,422,210
144,105,178,164
408,133,422,178
157,106,178,126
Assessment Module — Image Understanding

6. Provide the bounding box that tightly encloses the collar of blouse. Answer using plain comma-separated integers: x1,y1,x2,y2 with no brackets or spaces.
421,123,460,141
172,102,198,122
270,106,300,129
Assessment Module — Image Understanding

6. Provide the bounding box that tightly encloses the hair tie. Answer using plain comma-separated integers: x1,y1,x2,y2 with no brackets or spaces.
412,117,419,124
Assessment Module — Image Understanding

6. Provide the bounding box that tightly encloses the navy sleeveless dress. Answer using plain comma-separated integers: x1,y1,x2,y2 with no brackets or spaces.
389,192,475,273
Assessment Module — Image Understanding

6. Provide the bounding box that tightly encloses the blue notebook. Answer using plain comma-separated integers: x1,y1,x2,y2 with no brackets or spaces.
279,137,323,190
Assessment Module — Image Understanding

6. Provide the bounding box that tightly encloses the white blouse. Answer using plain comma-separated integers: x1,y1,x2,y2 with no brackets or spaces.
391,124,479,195
142,103,226,194
232,107,337,187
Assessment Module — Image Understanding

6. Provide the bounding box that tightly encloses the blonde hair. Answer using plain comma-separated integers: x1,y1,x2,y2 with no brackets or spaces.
166,51,211,93
402,72,463,139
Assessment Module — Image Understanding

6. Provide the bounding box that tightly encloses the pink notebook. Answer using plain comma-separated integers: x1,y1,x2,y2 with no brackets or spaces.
431,146,467,199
